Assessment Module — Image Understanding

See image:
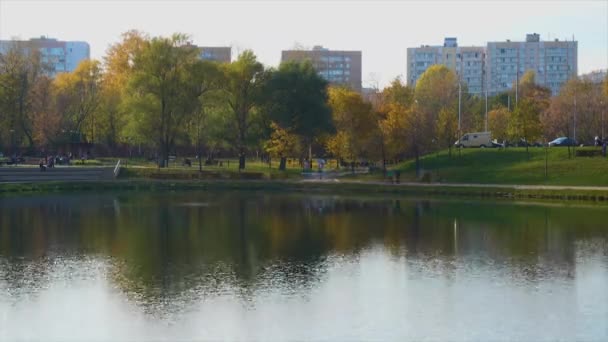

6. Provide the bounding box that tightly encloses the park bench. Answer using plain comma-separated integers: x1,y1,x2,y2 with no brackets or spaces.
575,149,603,157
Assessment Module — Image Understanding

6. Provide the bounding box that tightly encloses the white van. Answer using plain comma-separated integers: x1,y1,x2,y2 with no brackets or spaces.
455,132,493,148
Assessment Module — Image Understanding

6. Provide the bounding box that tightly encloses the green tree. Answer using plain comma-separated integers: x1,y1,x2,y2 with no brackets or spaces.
261,61,332,167
220,51,265,170
126,33,201,167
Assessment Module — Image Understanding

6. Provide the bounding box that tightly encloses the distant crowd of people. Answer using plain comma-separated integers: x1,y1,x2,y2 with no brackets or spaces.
39,153,89,171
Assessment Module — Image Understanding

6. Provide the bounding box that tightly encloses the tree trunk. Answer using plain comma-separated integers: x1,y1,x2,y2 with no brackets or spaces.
415,147,420,179
238,147,245,170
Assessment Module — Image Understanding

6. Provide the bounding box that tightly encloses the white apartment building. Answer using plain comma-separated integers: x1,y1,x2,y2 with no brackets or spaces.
486,33,577,96
0,36,90,77
407,34,578,96
407,38,486,95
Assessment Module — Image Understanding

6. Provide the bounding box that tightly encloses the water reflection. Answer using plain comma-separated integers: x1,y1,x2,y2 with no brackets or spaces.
1,192,607,340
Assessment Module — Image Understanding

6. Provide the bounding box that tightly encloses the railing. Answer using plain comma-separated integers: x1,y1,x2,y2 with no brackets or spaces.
113,159,121,178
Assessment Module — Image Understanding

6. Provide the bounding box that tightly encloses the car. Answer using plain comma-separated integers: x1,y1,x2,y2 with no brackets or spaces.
454,132,494,148
548,137,576,147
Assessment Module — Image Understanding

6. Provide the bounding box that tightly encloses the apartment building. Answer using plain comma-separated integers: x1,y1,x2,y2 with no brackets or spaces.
580,69,607,84
198,46,231,63
407,38,486,95
486,33,577,95
408,34,578,96
281,46,362,92
0,36,90,77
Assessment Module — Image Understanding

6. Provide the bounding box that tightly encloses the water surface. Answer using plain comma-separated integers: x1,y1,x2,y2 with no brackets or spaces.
1,192,607,341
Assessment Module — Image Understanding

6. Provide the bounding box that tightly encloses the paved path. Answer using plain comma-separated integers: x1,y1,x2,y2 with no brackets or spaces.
0,166,115,183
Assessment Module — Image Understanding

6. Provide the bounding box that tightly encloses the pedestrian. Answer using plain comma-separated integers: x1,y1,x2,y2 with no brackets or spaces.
39,159,47,172
395,170,401,184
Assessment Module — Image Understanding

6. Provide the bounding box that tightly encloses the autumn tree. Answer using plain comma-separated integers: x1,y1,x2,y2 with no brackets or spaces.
413,65,459,126
509,71,550,155
220,50,266,169
53,59,103,144
30,76,61,150
0,42,45,150
263,122,301,170
488,106,510,143
326,87,376,164
100,30,148,152
436,108,458,156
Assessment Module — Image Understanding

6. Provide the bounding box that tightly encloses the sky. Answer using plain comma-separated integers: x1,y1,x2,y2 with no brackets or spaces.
1,0,607,88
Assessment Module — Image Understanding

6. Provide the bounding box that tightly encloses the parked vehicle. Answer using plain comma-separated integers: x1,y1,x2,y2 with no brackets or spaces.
455,132,493,148
548,137,577,147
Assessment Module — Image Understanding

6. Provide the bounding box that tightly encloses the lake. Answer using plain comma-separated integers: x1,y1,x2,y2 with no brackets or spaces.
1,191,607,341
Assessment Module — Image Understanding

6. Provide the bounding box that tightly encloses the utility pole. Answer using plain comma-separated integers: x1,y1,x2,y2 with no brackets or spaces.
485,87,488,132
458,81,462,157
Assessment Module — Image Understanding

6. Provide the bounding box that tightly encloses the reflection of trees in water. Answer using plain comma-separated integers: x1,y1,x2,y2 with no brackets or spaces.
1,193,608,310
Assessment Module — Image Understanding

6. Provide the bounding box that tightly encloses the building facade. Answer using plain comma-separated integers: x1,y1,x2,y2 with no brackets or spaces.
407,38,486,95
580,69,607,84
198,46,231,63
407,34,578,96
486,33,577,96
0,36,90,77
281,46,362,92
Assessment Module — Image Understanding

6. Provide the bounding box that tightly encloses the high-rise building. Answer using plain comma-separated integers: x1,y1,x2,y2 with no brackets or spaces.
407,34,578,96
0,36,90,77
486,34,577,95
281,46,362,92
407,38,486,95
198,46,231,63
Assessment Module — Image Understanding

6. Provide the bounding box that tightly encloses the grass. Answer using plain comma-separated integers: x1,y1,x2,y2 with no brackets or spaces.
389,146,608,186
2,179,608,203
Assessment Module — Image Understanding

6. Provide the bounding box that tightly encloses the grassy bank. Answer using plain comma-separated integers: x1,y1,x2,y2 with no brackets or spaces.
387,147,608,186
2,179,608,203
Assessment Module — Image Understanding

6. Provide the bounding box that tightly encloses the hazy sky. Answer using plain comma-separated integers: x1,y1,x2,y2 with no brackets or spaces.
1,0,607,87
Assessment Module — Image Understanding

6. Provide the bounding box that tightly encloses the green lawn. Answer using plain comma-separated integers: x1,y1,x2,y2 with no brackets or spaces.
391,147,608,186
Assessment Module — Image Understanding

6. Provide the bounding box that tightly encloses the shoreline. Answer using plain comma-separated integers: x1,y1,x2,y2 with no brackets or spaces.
2,178,608,203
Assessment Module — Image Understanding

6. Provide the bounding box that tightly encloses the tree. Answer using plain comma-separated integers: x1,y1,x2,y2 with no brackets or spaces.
186,61,222,171
263,122,301,170
509,71,550,156
30,76,61,150
220,51,265,170
488,106,510,143
509,98,543,155
436,108,458,157
413,65,458,124
100,30,148,153
261,61,333,167
0,42,45,150
374,79,414,171
326,87,376,164
53,59,103,144
126,33,201,167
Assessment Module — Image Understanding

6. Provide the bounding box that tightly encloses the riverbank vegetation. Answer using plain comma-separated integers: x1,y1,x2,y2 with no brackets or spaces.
1,30,607,178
